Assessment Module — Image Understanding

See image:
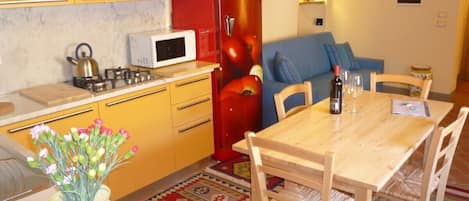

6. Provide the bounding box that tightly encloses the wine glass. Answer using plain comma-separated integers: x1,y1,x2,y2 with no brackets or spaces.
350,73,363,113
341,70,352,107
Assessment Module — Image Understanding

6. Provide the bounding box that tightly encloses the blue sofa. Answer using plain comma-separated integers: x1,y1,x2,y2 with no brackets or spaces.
262,32,384,128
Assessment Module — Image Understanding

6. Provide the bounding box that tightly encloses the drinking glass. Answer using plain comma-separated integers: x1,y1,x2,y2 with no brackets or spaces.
341,70,352,107
350,73,363,113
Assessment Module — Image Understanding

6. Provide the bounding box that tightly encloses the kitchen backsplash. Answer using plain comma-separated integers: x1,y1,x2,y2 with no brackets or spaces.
0,0,170,95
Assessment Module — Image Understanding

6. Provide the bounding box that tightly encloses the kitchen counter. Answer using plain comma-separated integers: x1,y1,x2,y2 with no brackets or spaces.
0,61,218,127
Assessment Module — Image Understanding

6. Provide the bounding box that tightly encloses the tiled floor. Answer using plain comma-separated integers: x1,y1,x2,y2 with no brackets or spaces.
441,81,469,189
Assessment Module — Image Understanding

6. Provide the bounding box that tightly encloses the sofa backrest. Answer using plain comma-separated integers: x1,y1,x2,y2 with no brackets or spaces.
262,32,336,81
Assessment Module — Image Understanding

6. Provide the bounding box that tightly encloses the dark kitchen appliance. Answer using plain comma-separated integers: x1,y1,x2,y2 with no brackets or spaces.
172,0,263,161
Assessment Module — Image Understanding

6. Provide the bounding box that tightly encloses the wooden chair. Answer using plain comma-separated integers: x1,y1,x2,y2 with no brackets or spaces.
369,72,432,100
377,107,469,201
245,131,354,201
274,81,313,121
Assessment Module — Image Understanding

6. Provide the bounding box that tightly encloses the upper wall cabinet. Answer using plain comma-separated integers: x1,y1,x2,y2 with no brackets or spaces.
298,0,324,4
0,0,129,8
0,0,72,8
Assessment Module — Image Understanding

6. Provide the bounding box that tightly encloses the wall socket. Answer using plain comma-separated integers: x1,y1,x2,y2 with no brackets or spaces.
315,18,324,26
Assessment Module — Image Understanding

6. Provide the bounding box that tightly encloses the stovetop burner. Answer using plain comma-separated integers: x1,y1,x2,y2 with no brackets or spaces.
73,76,108,93
72,66,154,92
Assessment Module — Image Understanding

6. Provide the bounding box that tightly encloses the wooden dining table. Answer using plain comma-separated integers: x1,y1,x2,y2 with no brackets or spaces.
232,91,453,201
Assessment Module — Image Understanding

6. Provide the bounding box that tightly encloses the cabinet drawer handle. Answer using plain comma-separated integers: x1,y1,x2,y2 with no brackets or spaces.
178,118,211,134
8,108,94,133
106,88,167,107
175,76,210,88
177,98,211,111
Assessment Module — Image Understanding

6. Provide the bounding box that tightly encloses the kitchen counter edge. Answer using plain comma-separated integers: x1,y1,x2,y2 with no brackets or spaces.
0,68,215,127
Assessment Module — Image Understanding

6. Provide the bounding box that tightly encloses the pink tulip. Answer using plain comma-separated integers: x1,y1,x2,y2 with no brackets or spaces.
131,145,138,154
94,119,103,125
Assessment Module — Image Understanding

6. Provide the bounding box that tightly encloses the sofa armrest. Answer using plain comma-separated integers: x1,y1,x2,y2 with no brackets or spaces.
357,57,384,73
262,79,290,128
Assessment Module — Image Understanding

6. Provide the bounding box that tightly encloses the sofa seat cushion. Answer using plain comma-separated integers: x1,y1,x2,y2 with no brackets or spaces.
274,52,303,84
305,72,334,102
324,42,360,71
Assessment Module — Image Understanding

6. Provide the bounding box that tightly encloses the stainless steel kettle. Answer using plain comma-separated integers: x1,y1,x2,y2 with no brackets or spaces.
66,43,99,78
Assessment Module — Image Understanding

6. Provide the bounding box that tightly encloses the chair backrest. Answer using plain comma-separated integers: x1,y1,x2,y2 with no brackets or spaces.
245,131,334,201
370,72,432,100
421,107,469,201
274,81,313,121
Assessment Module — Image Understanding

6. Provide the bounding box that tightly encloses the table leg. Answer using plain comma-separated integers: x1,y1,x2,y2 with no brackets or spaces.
423,134,432,165
355,187,372,201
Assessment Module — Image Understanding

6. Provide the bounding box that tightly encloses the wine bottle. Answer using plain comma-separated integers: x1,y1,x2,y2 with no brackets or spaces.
330,65,343,114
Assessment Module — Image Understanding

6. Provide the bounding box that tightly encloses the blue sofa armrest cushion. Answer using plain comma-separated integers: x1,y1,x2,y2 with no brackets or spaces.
273,51,303,84
356,57,384,73
324,42,360,71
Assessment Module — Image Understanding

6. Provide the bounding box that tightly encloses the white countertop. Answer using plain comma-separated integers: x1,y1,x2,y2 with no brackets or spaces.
0,69,213,127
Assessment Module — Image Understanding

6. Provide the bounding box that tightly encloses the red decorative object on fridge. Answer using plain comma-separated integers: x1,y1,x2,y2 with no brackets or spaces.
172,0,263,161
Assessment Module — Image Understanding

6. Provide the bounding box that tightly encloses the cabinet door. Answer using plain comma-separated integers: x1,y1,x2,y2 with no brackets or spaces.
0,103,99,151
0,0,72,8
99,85,173,200
174,115,213,170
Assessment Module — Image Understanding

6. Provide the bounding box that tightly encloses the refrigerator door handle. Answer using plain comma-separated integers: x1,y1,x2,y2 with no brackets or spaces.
225,15,235,37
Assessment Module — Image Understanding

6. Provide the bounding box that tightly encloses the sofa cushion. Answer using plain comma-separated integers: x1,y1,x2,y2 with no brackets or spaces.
343,42,361,70
262,33,335,81
273,52,302,84
324,42,361,71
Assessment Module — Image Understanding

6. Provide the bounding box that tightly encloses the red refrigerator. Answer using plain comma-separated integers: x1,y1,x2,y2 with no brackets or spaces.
172,0,263,161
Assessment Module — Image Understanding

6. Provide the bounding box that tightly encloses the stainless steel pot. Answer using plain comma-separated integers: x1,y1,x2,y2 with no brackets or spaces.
66,43,99,78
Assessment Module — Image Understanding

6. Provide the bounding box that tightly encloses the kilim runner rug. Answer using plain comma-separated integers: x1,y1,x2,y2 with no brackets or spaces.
146,172,250,201
205,154,467,201
205,154,283,190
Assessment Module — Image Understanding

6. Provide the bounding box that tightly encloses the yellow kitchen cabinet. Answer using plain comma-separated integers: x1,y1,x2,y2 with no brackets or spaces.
0,0,72,8
0,103,99,151
99,84,173,200
73,0,128,4
170,73,214,170
174,116,213,169
0,0,129,8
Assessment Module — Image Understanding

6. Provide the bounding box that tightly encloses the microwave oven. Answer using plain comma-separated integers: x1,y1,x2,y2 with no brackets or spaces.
129,29,196,68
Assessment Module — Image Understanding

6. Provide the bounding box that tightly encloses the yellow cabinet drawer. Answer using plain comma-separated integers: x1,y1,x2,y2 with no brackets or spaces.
0,103,99,151
174,116,214,170
172,95,212,127
170,73,211,104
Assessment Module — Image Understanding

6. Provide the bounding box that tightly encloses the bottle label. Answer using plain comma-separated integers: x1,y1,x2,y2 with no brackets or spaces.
330,98,340,113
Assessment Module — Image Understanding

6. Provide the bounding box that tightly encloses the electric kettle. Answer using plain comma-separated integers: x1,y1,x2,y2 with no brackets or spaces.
66,43,99,78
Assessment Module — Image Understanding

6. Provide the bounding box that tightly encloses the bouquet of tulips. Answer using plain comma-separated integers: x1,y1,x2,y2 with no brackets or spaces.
26,119,137,201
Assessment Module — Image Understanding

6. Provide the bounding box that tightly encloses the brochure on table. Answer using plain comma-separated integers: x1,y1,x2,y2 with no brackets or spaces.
392,99,430,117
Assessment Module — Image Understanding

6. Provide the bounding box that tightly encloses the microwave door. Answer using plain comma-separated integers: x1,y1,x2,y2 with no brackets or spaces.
155,37,186,62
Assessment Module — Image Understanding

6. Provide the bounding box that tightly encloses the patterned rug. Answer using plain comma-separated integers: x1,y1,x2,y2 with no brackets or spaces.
445,185,469,201
147,172,250,201
205,154,283,190
204,155,466,201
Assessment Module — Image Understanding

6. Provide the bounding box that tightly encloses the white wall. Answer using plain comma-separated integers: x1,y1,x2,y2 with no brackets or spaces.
298,3,326,35
262,0,298,43
325,0,467,94
0,0,170,94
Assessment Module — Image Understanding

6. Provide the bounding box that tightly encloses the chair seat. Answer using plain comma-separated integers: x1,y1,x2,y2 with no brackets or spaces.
277,182,354,201
379,162,439,201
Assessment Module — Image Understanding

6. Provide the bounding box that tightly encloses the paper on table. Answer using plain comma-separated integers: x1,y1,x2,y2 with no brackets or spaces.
392,99,430,117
